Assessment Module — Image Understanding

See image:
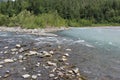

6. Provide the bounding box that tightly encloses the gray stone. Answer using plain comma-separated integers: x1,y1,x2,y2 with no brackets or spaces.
32,75,37,79
22,74,30,78
47,61,57,66
49,74,55,77
4,59,14,63
16,44,21,48
0,65,3,68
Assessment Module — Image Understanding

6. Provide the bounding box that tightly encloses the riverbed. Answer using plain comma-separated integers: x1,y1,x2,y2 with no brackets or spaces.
56,27,120,80
0,27,120,80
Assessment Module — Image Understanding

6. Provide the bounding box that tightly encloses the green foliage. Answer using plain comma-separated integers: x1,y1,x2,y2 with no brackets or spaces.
67,19,93,27
7,10,67,28
0,0,120,28
38,12,67,27
0,13,8,26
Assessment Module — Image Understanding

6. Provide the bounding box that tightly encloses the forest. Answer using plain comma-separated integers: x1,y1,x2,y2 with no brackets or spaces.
0,0,120,28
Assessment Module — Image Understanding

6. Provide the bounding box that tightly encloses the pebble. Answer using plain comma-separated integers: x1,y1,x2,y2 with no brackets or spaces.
72,68,79,74
66,48,71,51
11,48,17,52
32,75,37,79
58,46,61,49
4,51,8,54
43,64,49,69
29,51,37,55
49,51,54,54
43,51,52,57
57,71,64,77
4,46,8,49
13,58,17,61
23,67,26,70
19,55,23,59
19,48,24,52
49,74,55,77
4,59,14,63
22,74,30,78
36,53,44,58
16,44,21,48
0,65,3,68
64,53,69,57
47,61,57,66
61,56,67,61
36,62,40,67
37,74,41,76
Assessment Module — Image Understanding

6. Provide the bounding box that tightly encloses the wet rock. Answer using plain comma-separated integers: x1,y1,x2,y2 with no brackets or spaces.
43,51,52,57
66,48,71,51
64,53,69,57
0,65,3,68
4,59,14,63
4,70,10,78
36,62,40,67
11,48,17,52
25,51,37,56
4,74,10,78
4,46,8,49
29,51,37,55
59,56,67,62
57,71,64,77
19,48,25,52
37,74,41,76
43,64,50,69
4,51,8,54
58,46,61,49
22,74,30,78
72,68,79,74
68,70,73,74
32,75,37,79
36,53,44,58
51,68,57,72
13,58,17,61
19,60,23,63
47,61,57,66
16,44,21,48
18,55,23,60
49,51,54,54
23,67,26,70
49,74,55,77
54,77,58,80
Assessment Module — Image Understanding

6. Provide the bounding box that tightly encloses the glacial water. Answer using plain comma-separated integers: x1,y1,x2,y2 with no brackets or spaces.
0,27,120,80
56,27,120,80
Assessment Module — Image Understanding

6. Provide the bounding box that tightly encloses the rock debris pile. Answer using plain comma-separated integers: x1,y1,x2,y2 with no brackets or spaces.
0,43,85,80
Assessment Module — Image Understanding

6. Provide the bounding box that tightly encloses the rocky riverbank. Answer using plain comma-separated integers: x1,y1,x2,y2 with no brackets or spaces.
0,26,69,36
0,42,85,80
0,27,85,80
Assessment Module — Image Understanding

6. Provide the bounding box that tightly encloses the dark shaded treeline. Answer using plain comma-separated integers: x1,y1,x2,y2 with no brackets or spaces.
0,0,120,28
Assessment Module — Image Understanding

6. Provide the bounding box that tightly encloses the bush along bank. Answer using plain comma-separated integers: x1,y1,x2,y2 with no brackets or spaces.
0,10,94,29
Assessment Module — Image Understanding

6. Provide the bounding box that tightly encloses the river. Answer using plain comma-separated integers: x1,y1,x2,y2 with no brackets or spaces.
0,27,120,80
56,27,120,80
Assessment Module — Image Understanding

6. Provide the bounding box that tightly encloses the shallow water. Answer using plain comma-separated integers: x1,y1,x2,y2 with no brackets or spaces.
0,28,120,80
56,27,120,80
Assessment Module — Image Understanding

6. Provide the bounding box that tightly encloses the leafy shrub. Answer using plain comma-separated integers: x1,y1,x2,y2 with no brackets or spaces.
79,19,93,26
7,10,67,28
109,16,120,23
67,19,81,27
0,14,8,26
38,11,67,27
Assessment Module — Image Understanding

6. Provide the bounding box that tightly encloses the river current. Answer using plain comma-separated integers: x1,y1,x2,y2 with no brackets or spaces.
0,27,120,80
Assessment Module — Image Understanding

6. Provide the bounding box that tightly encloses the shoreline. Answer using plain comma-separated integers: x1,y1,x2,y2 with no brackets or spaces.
0,26,70,36
0,29,85,80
